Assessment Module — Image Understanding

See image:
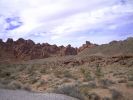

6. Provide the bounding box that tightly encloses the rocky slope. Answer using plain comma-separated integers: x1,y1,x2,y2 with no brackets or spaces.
78,37,133,57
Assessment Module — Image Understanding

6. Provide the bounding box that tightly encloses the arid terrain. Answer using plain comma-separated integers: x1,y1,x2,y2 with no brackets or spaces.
0,37,133,100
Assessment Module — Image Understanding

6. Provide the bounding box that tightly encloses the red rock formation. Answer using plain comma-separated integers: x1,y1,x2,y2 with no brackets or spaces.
0,38,80,60
78,41,97,52
60,44,77,56
0,38,97,61
6,38,14,44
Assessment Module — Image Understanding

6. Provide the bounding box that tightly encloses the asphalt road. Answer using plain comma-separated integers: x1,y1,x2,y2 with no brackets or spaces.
0,89,79,100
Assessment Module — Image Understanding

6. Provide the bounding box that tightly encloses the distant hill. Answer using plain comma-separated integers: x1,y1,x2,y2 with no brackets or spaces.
78,37,133,57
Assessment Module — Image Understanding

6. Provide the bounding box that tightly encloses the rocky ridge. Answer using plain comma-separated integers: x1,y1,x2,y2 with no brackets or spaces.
0,38,95,60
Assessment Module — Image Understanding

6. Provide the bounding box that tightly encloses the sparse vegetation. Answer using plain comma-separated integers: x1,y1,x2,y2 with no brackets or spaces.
0,48,133,99
126,82,133,88
63,70,72,78
79,82,97,99
95,64,104,79
53,84,84,100
53,69,64,78
128,70,133,81
80,68,93,81
88,93,100,100
98,79,115,88
110,89,123,100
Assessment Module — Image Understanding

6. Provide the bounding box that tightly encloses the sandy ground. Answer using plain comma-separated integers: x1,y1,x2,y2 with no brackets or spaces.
0,89,79,100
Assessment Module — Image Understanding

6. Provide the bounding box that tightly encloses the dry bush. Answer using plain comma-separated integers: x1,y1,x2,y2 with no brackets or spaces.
110,89,123,100
88,93,100,100
128,70,133,81
95,65,104,79
80,68,93,81
126,82,133,88
7,81,22,90
63,70,72,78
53,84,84,100
98,79,115,88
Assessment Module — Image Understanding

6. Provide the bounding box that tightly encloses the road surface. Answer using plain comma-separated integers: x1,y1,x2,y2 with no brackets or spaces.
0,89,79,100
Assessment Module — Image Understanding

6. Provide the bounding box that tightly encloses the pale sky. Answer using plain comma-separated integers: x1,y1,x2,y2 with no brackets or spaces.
0,0,133,47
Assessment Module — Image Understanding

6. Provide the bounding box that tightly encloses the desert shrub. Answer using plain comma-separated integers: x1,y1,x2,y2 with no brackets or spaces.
87,81,97,88
36,79,46,88
79,82,97,97
0,71,11,77
88,93,100,100
98,79,115,88
28,73,40,84
95,65,104,79
118,79,127,83
79,86,90,97
17,64,27,71
80,68,93,81
0,78,12,85
22,85,32,91
80,81,97,89
62,78,71,83
40,68,46,74
26,71,40,84
7,81,22,90
110,89,123,100
128,71,133,81
53,84,84,100
126,82,133,88
128,76,133,81
63,70,72,78
80,68,86,74
25,64,34,74
54,70,63,78
54,69,74,79
29,77,38,84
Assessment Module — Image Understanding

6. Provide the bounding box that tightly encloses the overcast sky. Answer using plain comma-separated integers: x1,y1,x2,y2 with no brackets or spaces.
0,0,133,47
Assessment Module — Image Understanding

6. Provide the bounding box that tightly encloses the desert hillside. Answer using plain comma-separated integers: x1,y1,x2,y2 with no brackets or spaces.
0,37,133,100
0,37,133,62
78,37,133,57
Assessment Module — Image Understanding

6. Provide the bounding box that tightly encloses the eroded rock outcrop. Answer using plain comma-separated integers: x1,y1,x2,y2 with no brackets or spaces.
60,44,77,56
0,38,88,60
78,41,97,52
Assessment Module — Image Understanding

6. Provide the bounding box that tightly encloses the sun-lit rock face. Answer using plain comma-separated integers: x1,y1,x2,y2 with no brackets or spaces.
0,38,98,60
78,41,97,52
1,38,95,60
